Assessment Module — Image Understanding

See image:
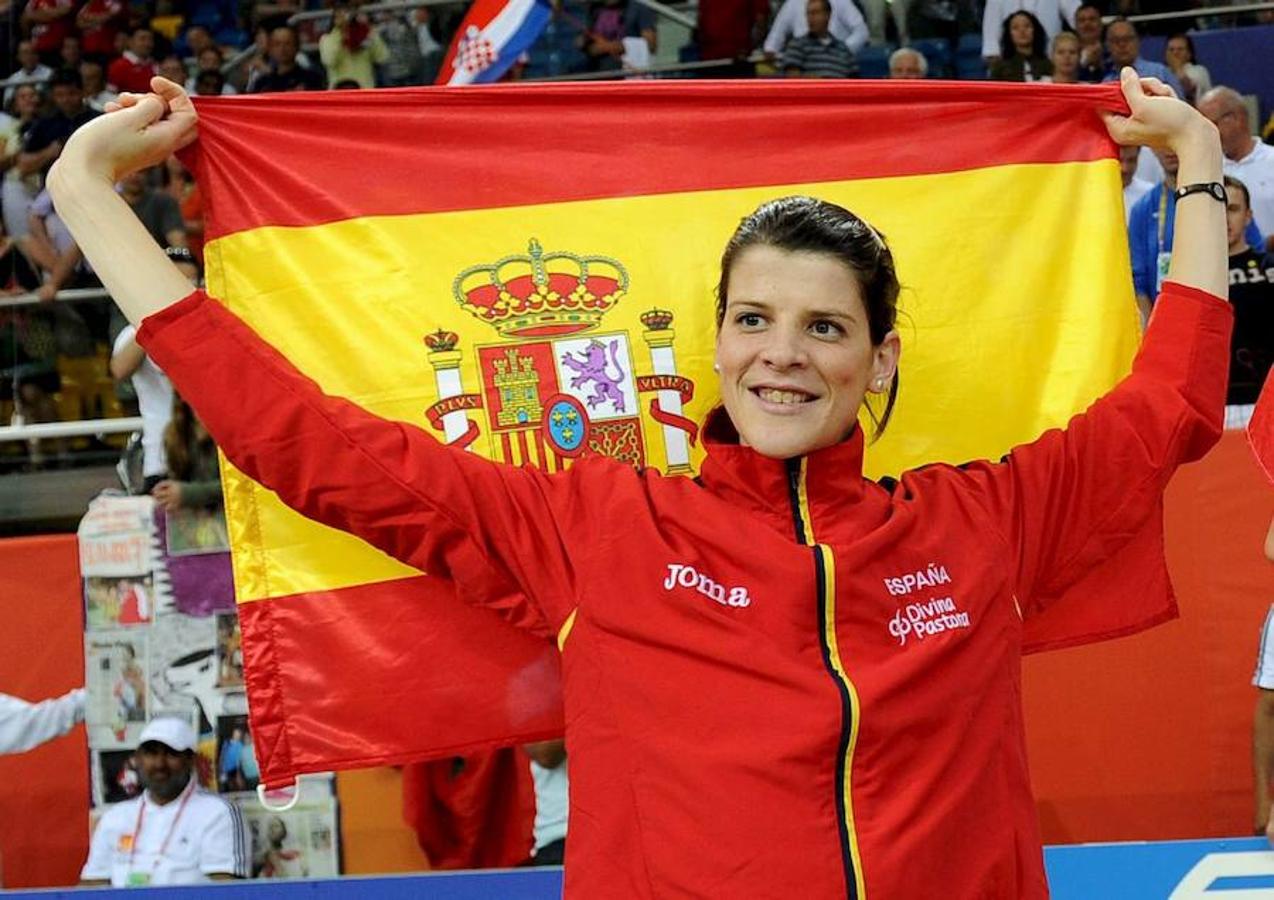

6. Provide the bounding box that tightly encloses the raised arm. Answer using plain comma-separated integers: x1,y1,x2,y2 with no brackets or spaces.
940,70,1229,611
46,77,198,325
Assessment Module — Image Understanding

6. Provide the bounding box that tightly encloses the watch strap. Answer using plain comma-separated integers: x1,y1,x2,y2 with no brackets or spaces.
1173,182,1227,203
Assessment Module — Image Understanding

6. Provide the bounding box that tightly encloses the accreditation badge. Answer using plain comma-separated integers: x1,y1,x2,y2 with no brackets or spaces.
1155,250,1172,293
125,871,152,886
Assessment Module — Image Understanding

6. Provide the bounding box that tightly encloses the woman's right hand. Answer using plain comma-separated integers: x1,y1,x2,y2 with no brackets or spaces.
52,77,197,185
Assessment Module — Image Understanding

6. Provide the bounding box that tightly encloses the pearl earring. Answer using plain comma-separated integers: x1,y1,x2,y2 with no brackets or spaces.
713,362,721,373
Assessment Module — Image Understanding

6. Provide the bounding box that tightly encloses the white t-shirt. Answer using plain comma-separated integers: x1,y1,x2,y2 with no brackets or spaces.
81,782,249,885
530,758,569,853
114,324,175,478
1123,177,1154,225
1225,140,1274,243
981,0,1079,58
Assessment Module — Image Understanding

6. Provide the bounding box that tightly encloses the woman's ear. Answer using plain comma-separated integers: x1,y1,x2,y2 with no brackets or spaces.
870,329,901,391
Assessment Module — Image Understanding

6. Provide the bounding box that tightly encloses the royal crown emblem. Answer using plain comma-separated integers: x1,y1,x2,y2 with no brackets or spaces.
452,239,629,339
426,239,697,476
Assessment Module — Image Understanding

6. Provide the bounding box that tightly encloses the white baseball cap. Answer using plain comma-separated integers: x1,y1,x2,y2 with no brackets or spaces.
137,717,197,753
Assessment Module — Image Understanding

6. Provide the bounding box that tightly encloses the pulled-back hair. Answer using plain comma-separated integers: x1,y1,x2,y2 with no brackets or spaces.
715,195,901,438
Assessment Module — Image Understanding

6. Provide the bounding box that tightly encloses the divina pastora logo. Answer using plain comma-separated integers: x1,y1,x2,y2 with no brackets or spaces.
882,564,970,647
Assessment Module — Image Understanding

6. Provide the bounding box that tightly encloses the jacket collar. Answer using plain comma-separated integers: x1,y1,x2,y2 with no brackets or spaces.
697,408,867,537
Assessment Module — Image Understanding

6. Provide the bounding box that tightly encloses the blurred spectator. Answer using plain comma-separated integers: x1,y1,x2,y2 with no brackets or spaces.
782,0,856,78
162,157,203,264
110,318,174,492
980,0,1075,66
764,0,867,61
107,27,159,94
1222,175,1273,411
579,0,657,73
21,0,76,68
1073,2,1104,82
0,84,41,239
77,0,127,66
157,53,189,88
154,395,223,511
1162,32,1210,105
1198,86,1274,251
58,35,81,72
251,0,301,32
414,7,445,83
26,188,91,304
377,10,426,86
188,46,236,95
1127,145,1180,324
118,168,186,250
990,11,1051,82
1043,32,1079,84
331,79,362,89
319,5,389,90
80,59,118,111
17,67,98,189
249,26,325,92
859,0,908,46
193,69,227,97
696,0,769,70
5,41,52,106
180,24,215,61
888,46,926,78
1119,143,1152,225
0,212,55,462
1101,19,1183,97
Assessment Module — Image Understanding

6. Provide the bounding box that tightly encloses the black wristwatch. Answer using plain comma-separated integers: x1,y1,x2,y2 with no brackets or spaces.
1173,182,1227,203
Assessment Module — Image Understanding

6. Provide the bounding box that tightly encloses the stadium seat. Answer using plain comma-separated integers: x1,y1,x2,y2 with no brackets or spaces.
910,38,951,78
955,32,987,80
856,43,894,79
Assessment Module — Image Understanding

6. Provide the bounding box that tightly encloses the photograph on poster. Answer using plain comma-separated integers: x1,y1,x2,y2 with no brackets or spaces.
166,507,230,556
216,714,259,794
148,614,227,733
86,632,148,748
243,801,340,878
98,749,143,805
215,613,244,688
85,574,155,629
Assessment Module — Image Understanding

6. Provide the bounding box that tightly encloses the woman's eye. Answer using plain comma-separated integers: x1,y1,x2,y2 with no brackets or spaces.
810,320,842,337
736,313,763,328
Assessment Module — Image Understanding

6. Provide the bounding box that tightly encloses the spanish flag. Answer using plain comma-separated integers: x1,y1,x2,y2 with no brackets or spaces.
185,81,1138,788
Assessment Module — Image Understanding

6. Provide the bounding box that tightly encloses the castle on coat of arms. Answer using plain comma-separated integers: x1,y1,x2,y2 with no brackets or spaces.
423,239,700,475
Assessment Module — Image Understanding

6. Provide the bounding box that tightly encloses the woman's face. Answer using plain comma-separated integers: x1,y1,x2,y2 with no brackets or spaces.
715,245,898,459
1164,37,1189,67
1051,37,1079,76
1010,15,1034,53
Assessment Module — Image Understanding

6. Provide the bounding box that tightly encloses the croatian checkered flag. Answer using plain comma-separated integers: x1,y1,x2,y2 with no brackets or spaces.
436,0,552,85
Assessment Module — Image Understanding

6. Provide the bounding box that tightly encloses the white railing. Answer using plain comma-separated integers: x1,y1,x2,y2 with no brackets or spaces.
0,286,111,310
1121,2,1274,24
0,417,141,443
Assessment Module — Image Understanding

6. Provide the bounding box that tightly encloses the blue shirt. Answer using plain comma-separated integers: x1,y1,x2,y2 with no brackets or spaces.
1128,182,1264,299
1103,57,1184,100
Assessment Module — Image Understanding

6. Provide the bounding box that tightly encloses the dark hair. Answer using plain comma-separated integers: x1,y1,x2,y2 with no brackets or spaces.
1224,174,1250,210
48,67,82,90
1001,11,1047,60
716,196,901,439
1164,31,1196,64
806,0,831,14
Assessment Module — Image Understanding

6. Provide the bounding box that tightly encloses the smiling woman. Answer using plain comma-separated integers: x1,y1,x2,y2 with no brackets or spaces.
714,197,901,458
48,70,1231,899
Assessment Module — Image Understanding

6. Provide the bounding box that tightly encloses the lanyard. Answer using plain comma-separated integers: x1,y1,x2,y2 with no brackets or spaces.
1156,185,1169,253
127,780,194,878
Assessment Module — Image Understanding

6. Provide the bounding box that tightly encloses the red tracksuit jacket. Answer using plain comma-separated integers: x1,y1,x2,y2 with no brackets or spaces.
139,280,1232,899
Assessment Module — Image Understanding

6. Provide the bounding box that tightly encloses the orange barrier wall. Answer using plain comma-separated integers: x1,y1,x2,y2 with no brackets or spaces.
1,432,1271,885
1024,430,1274,843
0,535,88,888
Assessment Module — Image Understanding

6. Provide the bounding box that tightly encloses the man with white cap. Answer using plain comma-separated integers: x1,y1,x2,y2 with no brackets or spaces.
80,716,249,886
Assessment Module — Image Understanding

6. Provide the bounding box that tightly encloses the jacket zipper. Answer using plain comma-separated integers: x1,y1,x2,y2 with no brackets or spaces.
786,457,865,900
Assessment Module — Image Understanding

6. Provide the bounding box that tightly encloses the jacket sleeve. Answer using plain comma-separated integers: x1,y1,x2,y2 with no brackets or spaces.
137,290,595,636
957,280,1232,614
0,688,83,754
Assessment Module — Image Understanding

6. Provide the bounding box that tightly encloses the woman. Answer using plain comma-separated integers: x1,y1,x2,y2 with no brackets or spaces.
48,71,1228,898
153,395,223,510
990,10,1052,82
1044,31,1080,84
1164,32,1211,105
